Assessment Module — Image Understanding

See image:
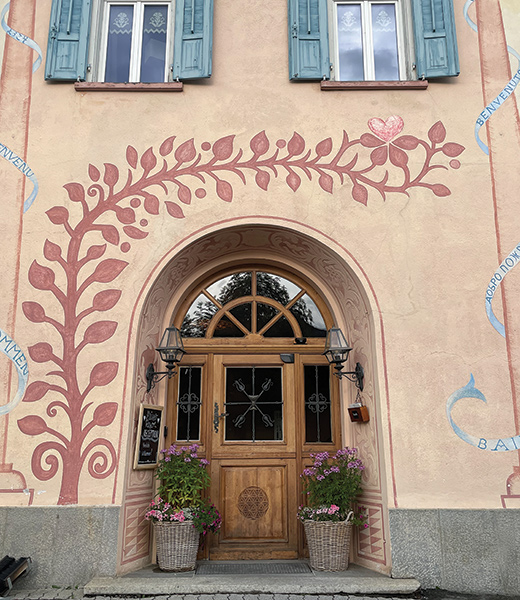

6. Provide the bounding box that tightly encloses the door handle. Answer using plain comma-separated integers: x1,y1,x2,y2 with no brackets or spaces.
213,402,228,433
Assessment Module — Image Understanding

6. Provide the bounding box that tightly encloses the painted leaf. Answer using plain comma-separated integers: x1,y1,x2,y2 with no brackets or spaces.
392,135,419,150
22,301,47,323
159,135,176,157
23,381,52,403
352,184,368,205
144,195,160,215
250,131,269,156
103,163,119,187
287,132,305,155
165,201,185,218
286,172,301,192
92,289,122,311
360,134,384,148
28,261,55,291
428,121,447,144
89,259,129,283
43,240,62,261
28,342,54,363
17,415,48,436
92,402,118,427
141,147,157,172
85,244,107,261
126,145,138,168
315,138,333,157
46,206,69,225
100,225,120,245
255,170,270,191
442,143,465,157
174,139,196,163
389,144,408,167
370,146,388,165
89,361,119,387
89,164,100,182
83,321,118,344
431,184,451,197
123,226,148,240
319,173,334,193
114,206,136,224
216,179,233,202
213,135,235,160
63,183,85,203
177,183,192,205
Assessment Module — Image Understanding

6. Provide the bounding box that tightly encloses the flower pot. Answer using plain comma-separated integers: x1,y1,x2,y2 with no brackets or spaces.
154,520,199,572
303,520,352,571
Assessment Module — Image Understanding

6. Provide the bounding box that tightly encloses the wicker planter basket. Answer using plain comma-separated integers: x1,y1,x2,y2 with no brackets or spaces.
304,520,352,571
154,520,200,572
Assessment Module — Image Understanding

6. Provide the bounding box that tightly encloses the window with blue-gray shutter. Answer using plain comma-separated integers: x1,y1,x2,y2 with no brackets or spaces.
412,0,459,79
45,0,93,81
46,0,214,82
288,0,330,80
289,0,460,82
173,0,213,80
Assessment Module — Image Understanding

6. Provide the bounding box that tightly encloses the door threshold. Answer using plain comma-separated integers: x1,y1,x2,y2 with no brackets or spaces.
85,562,420,596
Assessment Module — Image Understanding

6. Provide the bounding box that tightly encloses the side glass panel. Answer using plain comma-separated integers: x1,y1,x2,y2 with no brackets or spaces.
207,272,252,303
372,3,399,80
263,315,295,338
140,4,168,83
337,3,364,81
257,303,279,332
229,303,252,331
181,294,218,337
105,5,134,82
256,272,301,304
290,294,327,337
304,365,332,443
213,315,245,338
177,366,202,441
224,367,283,441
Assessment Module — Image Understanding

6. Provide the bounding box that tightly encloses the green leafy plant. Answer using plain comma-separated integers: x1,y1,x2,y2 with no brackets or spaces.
154,444,211,508
298,447,367,527
144,497,221,536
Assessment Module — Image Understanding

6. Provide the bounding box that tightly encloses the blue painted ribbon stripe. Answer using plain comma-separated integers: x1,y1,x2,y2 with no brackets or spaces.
0,328,29,416
0,2,41,213
464,0,520,155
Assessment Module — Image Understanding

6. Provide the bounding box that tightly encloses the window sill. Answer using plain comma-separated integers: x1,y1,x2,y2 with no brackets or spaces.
74,82,184,92
321,80,428,91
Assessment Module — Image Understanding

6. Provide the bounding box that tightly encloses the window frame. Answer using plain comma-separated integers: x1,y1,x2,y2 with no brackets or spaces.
88,0,175,83
328,0,416,82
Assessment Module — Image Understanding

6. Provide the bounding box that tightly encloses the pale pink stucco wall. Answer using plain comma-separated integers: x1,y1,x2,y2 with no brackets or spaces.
0,0,519,521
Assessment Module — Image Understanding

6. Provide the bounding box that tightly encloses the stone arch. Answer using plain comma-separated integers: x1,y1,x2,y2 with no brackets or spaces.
116,219,391,574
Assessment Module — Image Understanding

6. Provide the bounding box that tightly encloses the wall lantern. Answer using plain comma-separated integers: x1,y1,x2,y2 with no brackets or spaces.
146,326,185,393
323,327,364,391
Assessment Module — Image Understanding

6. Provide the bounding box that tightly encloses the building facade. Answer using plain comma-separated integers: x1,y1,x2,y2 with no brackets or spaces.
0,0,519,595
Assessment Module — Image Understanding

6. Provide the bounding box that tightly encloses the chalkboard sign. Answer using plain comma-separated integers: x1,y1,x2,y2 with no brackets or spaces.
134,404,164,469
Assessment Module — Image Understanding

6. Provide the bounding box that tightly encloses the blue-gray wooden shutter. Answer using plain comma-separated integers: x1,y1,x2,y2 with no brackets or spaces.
288,0,329,80
45,0,92,81
412,0,459,79
173,0,213,79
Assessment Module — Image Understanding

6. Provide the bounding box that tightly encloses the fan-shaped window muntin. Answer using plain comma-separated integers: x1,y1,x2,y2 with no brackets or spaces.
180,270,328,339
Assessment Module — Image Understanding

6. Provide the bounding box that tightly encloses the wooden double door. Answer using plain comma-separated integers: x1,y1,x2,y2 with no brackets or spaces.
168,350,341,559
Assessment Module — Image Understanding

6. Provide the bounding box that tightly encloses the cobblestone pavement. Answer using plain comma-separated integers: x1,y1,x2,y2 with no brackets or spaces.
7,592,419,600
6,591,513,600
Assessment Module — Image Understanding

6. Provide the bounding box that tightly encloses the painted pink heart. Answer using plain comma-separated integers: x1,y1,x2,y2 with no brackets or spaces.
368,116,404,142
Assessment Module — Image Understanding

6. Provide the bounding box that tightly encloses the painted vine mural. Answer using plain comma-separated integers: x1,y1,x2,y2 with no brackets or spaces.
18,120,463,504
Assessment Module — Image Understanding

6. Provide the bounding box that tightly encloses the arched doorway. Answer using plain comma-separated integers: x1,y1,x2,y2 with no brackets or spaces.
169,267,341,559
118,222,390,574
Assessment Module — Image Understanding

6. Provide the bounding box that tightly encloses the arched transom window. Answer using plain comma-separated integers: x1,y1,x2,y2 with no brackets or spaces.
180,270,328,339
